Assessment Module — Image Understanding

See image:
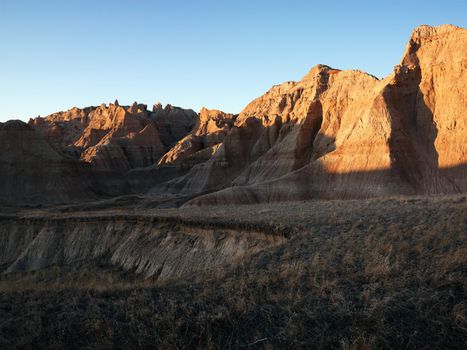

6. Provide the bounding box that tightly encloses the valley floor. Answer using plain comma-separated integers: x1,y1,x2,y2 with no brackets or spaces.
0,195,466,349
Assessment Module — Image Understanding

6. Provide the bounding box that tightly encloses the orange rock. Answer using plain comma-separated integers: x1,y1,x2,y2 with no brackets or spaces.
3,24,466,206
182,25,467,205
30,103,197,171
158,107,236,166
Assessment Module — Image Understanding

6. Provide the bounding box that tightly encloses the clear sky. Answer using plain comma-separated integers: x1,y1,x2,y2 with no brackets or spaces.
0,0,466,121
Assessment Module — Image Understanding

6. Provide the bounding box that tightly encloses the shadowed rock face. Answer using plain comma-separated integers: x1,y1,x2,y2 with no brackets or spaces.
0,216,285,280
1,24,465,206
0,121,96,205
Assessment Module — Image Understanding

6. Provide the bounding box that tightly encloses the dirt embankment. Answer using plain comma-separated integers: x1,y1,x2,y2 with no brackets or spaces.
0,215,286,281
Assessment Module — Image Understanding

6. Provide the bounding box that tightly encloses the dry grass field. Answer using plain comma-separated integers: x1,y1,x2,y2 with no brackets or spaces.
0,195,466,349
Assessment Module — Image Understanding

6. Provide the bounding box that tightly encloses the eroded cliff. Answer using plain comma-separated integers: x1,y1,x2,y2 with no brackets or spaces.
182,24,466,205
30,102,198,171
1,24,465,206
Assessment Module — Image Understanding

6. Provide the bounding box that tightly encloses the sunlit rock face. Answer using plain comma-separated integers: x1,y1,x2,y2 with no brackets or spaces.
180,25,467,205
30,102,198,171
1,24,465,206
158,108,237,167
396,25,467,191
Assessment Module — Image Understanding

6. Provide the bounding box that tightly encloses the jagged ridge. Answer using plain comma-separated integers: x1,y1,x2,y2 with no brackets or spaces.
0,24,465,206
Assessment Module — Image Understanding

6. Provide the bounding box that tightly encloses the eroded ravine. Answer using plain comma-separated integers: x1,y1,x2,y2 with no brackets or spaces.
0,215,287,281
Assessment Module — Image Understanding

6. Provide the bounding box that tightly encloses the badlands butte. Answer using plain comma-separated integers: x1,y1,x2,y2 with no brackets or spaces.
1,24,466,206
0,24,466,349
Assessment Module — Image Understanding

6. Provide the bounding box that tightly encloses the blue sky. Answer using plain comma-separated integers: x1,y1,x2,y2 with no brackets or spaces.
0,0,465,121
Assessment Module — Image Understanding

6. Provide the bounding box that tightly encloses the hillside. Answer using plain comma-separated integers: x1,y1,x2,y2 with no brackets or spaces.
0,24,465,206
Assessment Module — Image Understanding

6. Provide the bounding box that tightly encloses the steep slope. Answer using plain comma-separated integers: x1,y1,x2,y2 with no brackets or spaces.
158,108,237,167
391,24,467,192
0,121,96,205
180,24,466,205
0,215,285,279
1,103,233,206
30,102,197,171
1,24,465,206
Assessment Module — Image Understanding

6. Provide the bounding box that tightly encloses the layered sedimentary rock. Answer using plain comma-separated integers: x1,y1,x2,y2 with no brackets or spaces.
1,24,465,206
0,104,199,205
0,120,96,205
177,24,466,205
157,65,397,201
30,102,197,171
393,25,467,192
158,108,237,167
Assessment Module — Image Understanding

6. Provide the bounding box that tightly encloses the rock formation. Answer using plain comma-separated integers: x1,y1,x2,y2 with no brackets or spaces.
0,120,96,205
1,24,465,206
30,102,197,171
158,108,237,167
174,24,467,205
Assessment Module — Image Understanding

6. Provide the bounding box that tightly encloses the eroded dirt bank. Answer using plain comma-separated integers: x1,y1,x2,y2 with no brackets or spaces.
0,215,286,281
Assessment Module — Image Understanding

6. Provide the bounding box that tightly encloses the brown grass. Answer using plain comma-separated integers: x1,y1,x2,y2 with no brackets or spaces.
0,195,466,349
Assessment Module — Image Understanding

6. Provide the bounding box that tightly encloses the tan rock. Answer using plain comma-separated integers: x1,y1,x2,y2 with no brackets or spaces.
181,24,467,205
30,102,197,171
158,107,236,166
3,24,465,206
